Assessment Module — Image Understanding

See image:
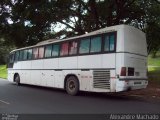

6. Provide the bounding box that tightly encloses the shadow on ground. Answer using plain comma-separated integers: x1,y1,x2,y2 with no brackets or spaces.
9,82,152,103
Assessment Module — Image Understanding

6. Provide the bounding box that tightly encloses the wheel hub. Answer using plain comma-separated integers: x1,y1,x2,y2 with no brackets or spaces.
69,81,75,90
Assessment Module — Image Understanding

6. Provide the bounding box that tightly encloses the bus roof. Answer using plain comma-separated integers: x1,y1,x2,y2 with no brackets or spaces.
10,24,143,53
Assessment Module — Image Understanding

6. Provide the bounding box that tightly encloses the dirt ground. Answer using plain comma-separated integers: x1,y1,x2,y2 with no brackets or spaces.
121,80,160,101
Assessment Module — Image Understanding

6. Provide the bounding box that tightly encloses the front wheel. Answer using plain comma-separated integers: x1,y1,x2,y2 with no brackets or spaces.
65,76,79,96
14,74,20,86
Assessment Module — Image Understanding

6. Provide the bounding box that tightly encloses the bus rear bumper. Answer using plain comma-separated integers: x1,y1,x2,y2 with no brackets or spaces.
115,79,148,92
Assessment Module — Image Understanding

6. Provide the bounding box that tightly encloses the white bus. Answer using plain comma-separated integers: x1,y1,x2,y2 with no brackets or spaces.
7,25,148,95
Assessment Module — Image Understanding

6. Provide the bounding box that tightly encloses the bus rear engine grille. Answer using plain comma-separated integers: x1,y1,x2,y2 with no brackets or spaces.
93,70,110,89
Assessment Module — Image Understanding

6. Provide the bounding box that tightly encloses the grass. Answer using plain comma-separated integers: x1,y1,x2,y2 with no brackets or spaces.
148,74,160,85
148,52,160,66
148,66,160,85
0,65,7,79
147,52,160,85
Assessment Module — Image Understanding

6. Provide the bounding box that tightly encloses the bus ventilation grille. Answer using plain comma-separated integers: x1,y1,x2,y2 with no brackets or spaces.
93,70,110,89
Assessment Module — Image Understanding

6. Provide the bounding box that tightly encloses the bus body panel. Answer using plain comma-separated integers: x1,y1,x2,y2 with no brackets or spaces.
102,54,115,69
43,58,59,69
59,57,78,69
44,70,55,87
78,55,102,68
54,71,64,88
115,25,148,92
116,25,125,52
116,53,147,78
123,25,147,56
8,70,14,82
124,53,147,78
115,79,147,92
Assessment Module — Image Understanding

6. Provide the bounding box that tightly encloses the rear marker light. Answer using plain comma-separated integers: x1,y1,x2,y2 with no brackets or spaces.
128,67,134,76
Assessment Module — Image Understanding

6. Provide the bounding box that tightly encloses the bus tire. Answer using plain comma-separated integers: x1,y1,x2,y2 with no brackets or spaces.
14,74,20,86
65,76,79,96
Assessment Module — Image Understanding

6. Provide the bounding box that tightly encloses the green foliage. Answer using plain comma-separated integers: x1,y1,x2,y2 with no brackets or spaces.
144,0,160,54
0,65,7,79
0,0,160,54
148,67,160,85
148,51,160,84
148,52,160,66
0,38,15,64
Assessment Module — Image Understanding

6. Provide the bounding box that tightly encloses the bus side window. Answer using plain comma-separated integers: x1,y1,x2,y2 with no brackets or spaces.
38,47,44,59
104,33,115,52
33,48,39,59
79,38,90,54
8,53,15,68
27,49,32,60
15,51,19,61
52,44,59,57
19,50,24,61
90,36,102,53
69,41,78,55
110,34,115,51
45,45,52,58
23,50,28,60
9,53,15,63
104,35,110,52
60,42,69,56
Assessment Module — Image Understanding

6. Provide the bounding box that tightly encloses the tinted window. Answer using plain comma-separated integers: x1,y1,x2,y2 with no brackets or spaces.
38,47,44,58
110,34,115,51
33,48,38,59
79,38,90,54
60,42,69,56
23,50,28,60
52,44,59,57
45,45,52,58
90,36,102,53
27,49,32,60
104,33,115,52
19,50,24,60
69,41,78,55
9,53,15,63
15,51,19,61
104,35,110,51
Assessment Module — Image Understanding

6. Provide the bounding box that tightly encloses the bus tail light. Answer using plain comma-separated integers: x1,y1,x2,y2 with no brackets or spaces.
120,67,126,76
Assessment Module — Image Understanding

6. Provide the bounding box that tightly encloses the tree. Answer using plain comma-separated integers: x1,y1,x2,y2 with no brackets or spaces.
0,0,160,56
141,0,160,55
146,22,160,57
0,38,15,64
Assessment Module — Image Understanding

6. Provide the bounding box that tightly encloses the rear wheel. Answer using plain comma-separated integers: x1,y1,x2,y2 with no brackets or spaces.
14,74,20,86
65,76,79,95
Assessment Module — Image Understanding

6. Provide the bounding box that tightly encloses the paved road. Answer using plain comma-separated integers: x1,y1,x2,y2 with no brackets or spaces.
0,78,160,114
